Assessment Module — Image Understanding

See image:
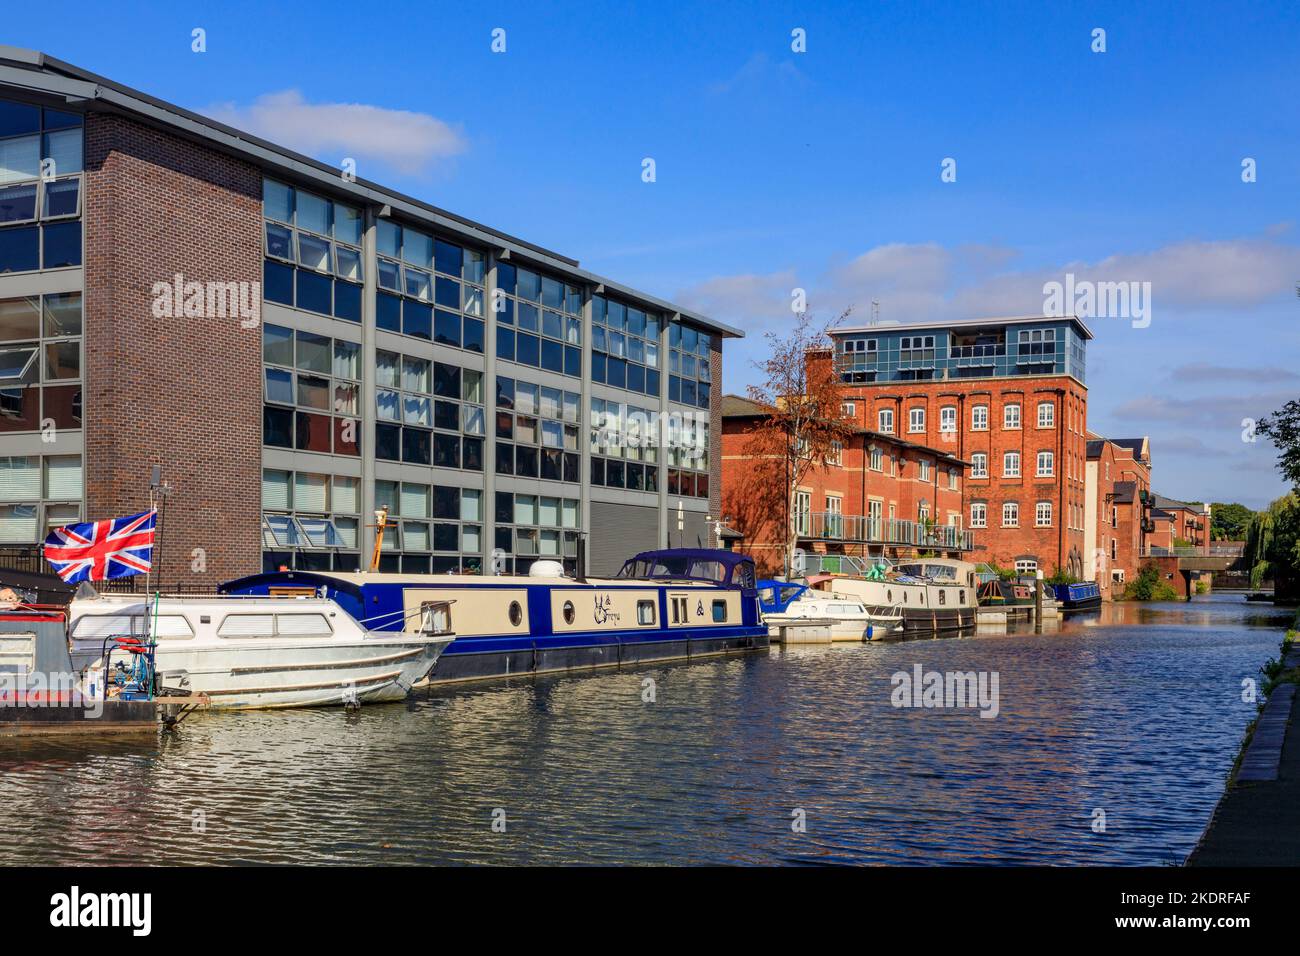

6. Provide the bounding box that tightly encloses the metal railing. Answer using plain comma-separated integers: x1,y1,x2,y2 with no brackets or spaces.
796,512,974,551
1142,546,1241,558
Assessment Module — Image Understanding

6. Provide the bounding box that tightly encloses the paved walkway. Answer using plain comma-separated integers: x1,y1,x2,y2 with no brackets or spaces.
1188,648,1300,866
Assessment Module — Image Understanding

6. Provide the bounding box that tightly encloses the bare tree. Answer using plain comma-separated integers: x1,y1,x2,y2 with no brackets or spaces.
742,308,856,576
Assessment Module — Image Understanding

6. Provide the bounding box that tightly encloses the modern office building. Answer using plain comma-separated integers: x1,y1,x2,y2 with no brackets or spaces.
830,315,1093,577
0,48,740,585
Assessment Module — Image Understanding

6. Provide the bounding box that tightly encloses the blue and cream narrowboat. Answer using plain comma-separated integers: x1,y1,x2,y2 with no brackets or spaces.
220,548,769,685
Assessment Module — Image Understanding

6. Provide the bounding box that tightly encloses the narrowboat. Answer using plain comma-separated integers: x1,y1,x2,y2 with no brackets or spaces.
758,579,903,640
66,592,453,709
806,558,979,634
977,579,1036,606
220,548,769,685
0,593,158,734
1052,581,1103,611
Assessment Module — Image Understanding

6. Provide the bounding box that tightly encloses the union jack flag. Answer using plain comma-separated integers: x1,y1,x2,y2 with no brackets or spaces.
43,510,157,583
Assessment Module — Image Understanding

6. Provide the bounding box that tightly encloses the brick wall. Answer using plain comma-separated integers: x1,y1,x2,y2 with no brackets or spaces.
709,344,722,519
83,113,263,586
830,368,1089,575
721,410,968,576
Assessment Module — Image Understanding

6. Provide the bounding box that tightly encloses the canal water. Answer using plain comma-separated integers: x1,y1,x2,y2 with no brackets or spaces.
0,594,1287,865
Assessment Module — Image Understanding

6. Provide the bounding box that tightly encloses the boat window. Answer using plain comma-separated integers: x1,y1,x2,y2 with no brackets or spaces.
151,616,194,639
275,613,333,636
419,601,452,635
959,590,966,604
71,614,193,640
217,614,276,637
70,614,135,638
712,599,727,623
691,561,727,583
938,590,946,605
508,601,523,627
562,600,575,625
735,563,755,589
925,565,957,581
0,633,35,675
637,600,654,626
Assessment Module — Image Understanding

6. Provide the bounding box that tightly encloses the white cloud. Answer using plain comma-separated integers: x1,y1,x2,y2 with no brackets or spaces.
206,90,467,177
675,269,800,328
682,233,1300,335
709,53,808,96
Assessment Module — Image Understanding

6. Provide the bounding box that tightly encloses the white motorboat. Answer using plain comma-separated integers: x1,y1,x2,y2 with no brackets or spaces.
758,580,904,640
67,591,453,709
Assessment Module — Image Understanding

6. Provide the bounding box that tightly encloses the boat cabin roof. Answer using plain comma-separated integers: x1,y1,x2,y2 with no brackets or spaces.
615,549,756,587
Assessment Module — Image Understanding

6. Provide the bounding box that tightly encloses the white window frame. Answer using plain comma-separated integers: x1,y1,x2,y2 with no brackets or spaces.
1037,402,1055,428
970,453,987,479
878,408,894,433
970,502,987,528
1004,404,1021,430
1002,502,1019,528
971,405,988,431
1003,451,1020,478
1036,451,1054,477
1036,501,1052,527
908,408,925,433
939,406,956,433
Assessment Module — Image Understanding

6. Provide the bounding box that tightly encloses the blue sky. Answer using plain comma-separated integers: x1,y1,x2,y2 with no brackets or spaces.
6,0,1299,507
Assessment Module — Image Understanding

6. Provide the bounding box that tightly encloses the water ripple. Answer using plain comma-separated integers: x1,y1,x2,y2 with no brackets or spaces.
0,596,1282,865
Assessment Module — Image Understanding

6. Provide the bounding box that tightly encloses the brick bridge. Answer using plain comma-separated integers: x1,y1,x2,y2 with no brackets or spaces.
1143,545,1245,599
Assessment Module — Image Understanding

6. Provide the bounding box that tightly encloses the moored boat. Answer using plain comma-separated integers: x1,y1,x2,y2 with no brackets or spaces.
67,591,452,709
220,548,769,685
804,558,979,634
1053,581,1103,610
758,579,903,640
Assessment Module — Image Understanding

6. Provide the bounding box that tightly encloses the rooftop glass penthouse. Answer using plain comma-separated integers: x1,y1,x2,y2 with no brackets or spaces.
833,316,1092,384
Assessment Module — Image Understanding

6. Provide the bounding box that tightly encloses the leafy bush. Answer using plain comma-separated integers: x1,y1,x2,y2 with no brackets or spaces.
1123,563,1180,601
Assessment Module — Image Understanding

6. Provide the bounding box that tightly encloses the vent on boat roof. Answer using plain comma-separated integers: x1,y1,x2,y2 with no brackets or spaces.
528,560,567,578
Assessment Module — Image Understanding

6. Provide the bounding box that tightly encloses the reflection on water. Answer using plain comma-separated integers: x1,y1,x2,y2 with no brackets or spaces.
0,595,1284,865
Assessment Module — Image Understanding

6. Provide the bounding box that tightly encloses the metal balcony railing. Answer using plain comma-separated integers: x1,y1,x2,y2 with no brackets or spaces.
1142,545,1242,558
795,512,974,551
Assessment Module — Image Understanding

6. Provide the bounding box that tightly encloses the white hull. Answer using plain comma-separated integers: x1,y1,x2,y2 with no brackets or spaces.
82,637,451,709
68,593,454,710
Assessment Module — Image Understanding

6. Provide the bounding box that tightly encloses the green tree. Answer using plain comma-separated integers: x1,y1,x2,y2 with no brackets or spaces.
1124,563,1179,601
1257,399,1300,488
1210,502,1255,540
1244,493,1300,597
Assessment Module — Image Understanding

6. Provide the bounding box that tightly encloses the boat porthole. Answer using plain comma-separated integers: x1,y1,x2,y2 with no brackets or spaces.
562,600,575,625
887,590,892,602
508,601,523,627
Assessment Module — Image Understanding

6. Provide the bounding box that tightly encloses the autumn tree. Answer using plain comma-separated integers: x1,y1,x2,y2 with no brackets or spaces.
743,309,856,576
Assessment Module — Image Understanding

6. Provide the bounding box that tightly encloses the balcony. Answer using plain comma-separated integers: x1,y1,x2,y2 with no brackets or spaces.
950,343,1005,365
795,511,975,551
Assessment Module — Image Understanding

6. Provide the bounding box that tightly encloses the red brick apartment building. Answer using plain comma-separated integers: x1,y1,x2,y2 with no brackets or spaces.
1147,494,1211,554
828,316,1093,577
1084,435,1152,597
721,394,970,576
0,49,741,585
